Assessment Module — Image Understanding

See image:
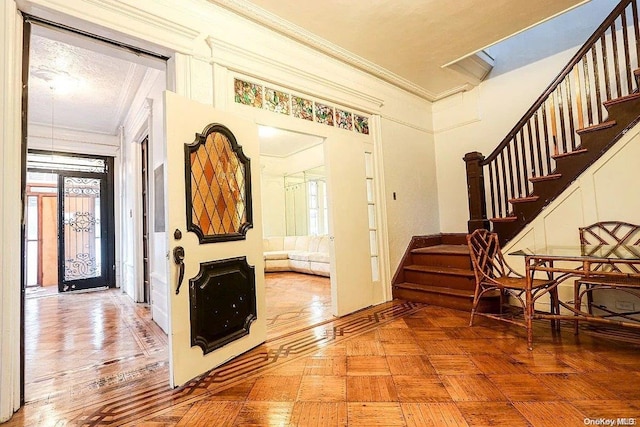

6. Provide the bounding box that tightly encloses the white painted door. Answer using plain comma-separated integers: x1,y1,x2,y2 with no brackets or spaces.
164,91,265,387
325,137,374,316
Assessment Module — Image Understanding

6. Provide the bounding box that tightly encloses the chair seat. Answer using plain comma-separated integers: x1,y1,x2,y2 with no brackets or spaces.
492,276,555,289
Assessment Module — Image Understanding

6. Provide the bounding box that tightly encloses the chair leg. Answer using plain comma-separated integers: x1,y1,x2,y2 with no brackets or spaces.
469,285,482,327
574,281,581,335
551,287,560,332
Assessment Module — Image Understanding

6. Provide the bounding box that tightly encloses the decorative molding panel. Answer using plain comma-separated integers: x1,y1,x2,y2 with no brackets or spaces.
189,256,257,354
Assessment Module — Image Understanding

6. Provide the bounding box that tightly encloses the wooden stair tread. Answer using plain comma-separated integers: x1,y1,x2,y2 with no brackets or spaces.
576,120,616,134
404,264,475,277
508,196,539,204
411,244,469,255
552,148,588,159
603,91,640,107
529,173,562,183
490,216,517,223
394,282,499,298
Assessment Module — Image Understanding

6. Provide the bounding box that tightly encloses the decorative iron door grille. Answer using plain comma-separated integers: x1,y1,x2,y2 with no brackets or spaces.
58,172,109,292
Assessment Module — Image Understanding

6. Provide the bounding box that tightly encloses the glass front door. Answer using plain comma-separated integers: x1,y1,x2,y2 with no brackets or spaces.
58,172,109,292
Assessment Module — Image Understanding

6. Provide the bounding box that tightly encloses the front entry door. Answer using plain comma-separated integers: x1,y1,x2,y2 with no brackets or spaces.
164,91,266,387
58,171,112,292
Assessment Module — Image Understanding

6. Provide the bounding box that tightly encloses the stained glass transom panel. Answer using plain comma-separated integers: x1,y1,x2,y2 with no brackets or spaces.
186,124,252,243
234,79,263,108
265,88,290,114
292,96,313,121
315,103,334,126
336,109,353,130
355,114,370,134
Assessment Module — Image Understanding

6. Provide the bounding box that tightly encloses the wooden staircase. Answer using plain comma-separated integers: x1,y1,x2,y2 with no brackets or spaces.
392,233,500,312
465,0,640,246
491,90,640,244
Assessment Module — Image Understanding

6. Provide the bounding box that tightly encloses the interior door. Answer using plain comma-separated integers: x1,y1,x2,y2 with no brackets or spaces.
58,171,110,292
164,91,266,387
325,136,374,316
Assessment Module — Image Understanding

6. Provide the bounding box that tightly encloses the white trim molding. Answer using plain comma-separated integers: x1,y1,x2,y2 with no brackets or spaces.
16,0,200,55
0,0,23,421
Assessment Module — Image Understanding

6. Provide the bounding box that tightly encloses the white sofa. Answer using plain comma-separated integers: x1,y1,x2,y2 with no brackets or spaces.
263,235,330,277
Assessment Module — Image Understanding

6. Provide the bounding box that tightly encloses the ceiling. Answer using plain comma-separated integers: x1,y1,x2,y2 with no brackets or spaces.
211,0,590,99
258,126,324,157
28,24,163,136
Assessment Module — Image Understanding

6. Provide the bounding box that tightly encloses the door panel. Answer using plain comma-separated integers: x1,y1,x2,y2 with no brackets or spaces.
58,172,109,292
325,137,373,316
164,91,265,387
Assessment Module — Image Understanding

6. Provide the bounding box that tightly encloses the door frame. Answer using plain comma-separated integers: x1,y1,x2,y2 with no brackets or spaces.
26,150,116,292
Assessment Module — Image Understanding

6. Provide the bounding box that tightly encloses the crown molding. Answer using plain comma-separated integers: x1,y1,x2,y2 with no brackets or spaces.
207,35,385,113
18,0,200,54
209,0,448,102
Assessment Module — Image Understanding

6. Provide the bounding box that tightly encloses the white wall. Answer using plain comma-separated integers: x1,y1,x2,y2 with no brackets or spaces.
433,0,619,233
120,68,168,332
380,118,440,271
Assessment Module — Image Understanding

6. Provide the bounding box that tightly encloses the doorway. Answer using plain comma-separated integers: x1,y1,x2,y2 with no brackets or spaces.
22,17,168,403
25,151,115,294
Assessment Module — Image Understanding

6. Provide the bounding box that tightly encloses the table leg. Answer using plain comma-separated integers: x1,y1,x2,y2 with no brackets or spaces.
574,280,580,335
525,258,534,350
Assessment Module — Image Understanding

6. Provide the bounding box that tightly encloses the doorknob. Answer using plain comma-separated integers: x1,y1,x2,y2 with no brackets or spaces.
173,246,185,295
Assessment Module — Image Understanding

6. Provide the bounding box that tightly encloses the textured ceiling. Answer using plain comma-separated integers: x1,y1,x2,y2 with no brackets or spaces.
212,0,590,99
28,25,155,136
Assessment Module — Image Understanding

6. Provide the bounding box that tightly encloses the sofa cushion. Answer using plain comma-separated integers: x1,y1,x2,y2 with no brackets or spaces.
283,236,298,251
317,236,330,254
308,252,330,263
264,251,290,261
307,236,321,252
288,251,311,262
264,259,290,272
263,237,284,252
294,236,310,251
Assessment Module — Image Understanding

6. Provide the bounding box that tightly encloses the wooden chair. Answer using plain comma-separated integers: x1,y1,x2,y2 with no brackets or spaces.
574,221,640,333
467,229,560,344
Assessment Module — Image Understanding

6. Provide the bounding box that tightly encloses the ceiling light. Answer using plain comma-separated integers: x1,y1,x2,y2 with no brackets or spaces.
32,68,80,95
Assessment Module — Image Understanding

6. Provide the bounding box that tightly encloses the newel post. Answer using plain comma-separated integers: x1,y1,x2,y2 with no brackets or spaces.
464,151,490,233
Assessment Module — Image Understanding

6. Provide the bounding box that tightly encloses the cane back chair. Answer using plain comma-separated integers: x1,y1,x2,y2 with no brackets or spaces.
574,221,640,333
467,229,560,341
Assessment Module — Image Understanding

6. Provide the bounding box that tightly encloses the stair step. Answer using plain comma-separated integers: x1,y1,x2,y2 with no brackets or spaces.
395,282,476,297
490,216,517,223
576,120,616,135
411,245,471,269
529,173,562,183
404,265,474,278
393,282,500,312
508,196,539,204
551,148,588,160
603,91,640,107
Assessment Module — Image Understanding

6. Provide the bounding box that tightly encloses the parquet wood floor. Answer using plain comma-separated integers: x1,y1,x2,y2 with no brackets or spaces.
8,276,640,426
